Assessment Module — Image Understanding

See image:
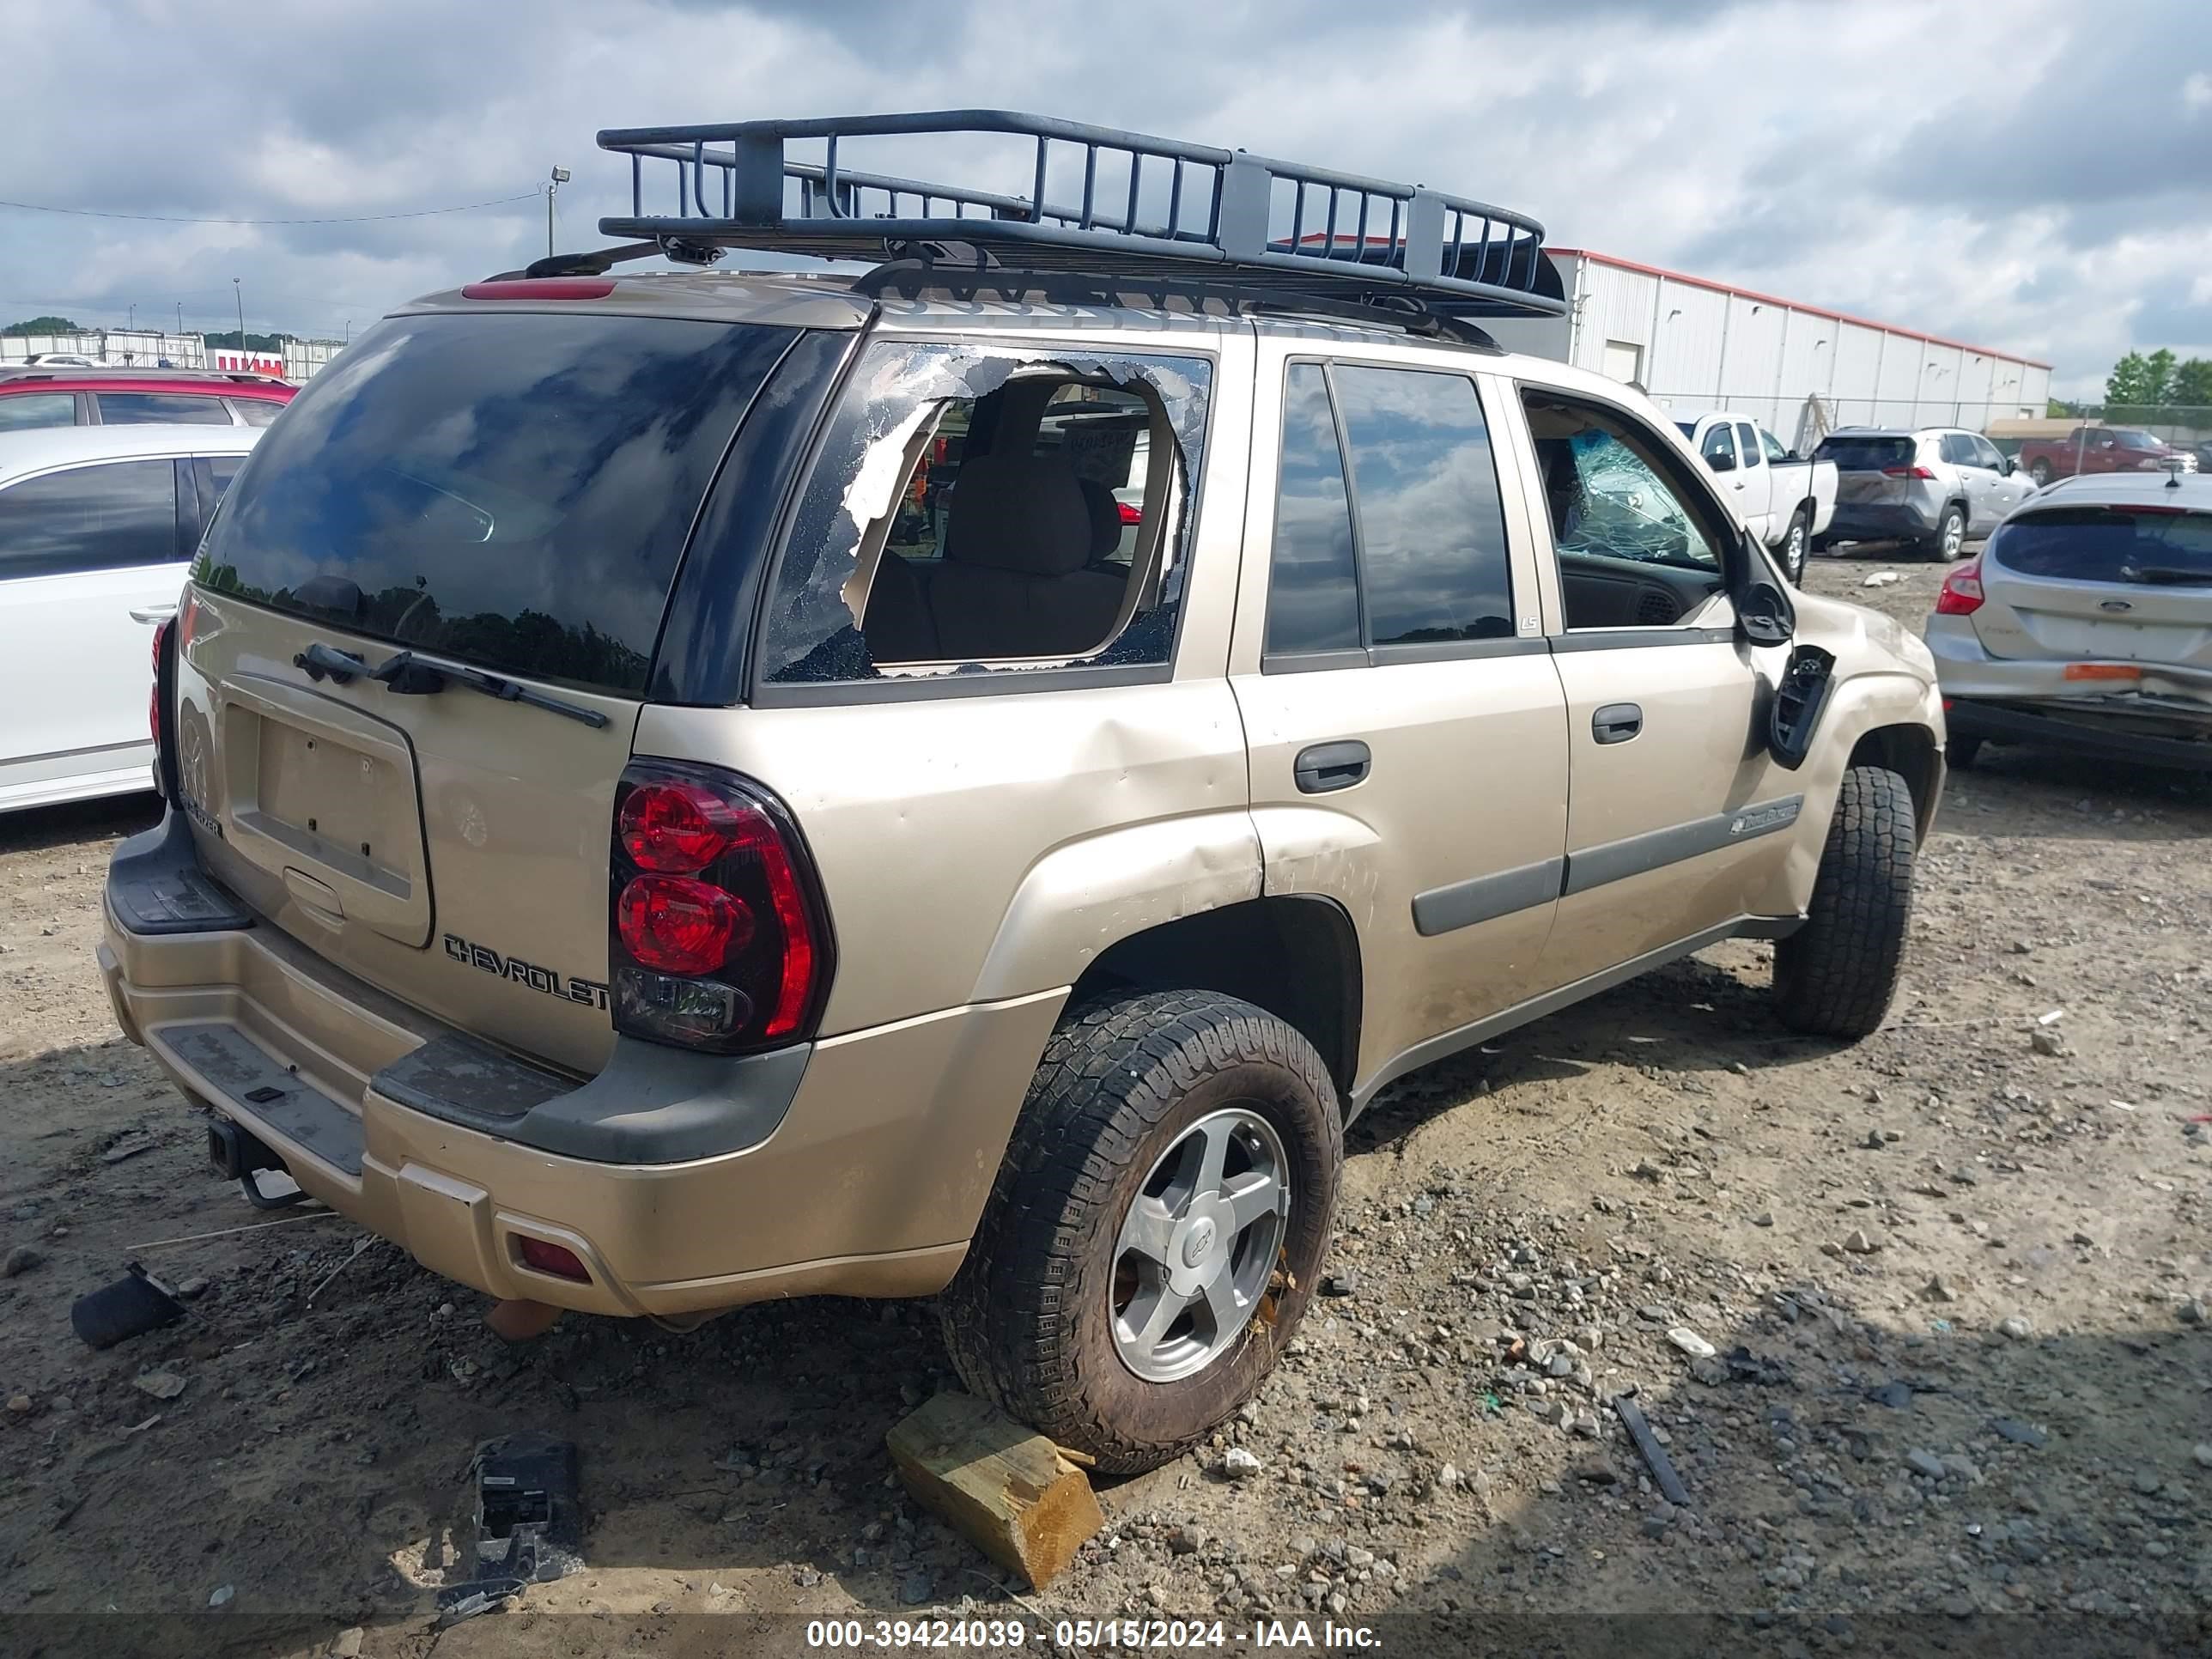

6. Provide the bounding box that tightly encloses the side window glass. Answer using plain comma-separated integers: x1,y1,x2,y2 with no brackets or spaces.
94,392,233,426
1523,392,1729,631
229,398,282,428
1735,422,1760,465
0,459,179,579
1759,428,1788,465
762,342,1210,684
1331,365,1513,646
1264,363,1360,656
1974,437,2006,471
1940,433,1972,466
0,393,77,432
194,455,246,538
1700,423,1736,468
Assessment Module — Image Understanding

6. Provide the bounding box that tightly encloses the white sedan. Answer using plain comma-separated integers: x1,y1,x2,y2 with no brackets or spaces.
0,422,261,812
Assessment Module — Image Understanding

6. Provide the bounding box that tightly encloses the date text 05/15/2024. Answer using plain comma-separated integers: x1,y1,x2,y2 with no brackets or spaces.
802,1619,1383,1650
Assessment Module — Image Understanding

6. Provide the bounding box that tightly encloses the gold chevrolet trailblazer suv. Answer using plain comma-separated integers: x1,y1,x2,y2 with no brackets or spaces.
101,113,1944,1472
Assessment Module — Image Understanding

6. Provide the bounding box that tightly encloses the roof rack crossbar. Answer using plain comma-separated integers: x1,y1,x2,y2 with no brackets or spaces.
593,110,1565,319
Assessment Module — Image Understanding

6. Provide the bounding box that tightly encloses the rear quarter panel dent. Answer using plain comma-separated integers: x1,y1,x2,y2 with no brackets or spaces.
969,811,1264,1002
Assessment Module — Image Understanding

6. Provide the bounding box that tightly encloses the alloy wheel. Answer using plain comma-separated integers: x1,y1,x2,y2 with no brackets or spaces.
1110,1107,1290,1382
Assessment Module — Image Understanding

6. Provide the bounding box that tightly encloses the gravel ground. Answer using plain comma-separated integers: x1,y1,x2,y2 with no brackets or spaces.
2,547,2208,1658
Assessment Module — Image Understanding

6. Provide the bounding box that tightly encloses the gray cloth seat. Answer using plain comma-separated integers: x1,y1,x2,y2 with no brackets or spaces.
860,450,1133,665
860,546,939,664
923,451,1127,662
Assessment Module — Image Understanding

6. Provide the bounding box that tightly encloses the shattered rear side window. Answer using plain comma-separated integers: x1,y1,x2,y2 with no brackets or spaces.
757,340,1211,686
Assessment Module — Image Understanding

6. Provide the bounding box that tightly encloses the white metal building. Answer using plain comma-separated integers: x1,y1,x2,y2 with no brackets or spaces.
1486,249,2051,449
0,329,343,382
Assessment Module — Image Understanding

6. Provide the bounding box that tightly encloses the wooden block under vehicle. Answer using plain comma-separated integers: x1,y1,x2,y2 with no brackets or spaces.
885,1392,1105,1589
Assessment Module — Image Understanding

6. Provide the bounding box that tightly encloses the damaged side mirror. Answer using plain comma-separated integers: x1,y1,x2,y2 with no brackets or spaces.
1736,580,1793,648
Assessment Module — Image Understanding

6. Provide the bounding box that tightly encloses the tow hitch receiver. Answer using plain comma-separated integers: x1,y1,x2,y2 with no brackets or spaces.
207,1116,307,1210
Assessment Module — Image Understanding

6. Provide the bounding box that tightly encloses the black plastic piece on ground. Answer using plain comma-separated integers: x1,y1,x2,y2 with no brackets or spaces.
434,1436,585,1625
70,1263,185,1349
1613,1394,1691,1508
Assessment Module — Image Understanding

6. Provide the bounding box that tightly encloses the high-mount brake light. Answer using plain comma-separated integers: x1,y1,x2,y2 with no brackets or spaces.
608,763,833,1054
459,278,617,301
1935,558,1984,616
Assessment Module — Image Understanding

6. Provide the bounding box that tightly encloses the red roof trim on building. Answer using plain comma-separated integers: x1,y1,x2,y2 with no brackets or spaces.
1547,248,2051,371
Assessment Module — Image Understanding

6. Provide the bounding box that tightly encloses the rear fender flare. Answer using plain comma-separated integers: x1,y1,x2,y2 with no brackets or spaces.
968,811,1264,1005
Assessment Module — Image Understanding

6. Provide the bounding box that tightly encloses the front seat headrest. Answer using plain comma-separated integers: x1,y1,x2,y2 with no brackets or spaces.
943,450,1094,576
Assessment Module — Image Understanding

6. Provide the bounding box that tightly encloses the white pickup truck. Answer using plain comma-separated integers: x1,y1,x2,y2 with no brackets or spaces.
1674,411,1838,584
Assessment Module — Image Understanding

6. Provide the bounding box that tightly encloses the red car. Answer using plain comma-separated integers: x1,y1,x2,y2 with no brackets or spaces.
2016,425,2194,487
0,366,295,433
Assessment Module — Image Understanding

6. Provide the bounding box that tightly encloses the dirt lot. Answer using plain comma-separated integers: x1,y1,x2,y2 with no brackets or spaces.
3,549,2209,1658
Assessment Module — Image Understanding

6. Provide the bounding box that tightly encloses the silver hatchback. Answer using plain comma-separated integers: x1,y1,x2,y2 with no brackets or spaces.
1925,471,2212,770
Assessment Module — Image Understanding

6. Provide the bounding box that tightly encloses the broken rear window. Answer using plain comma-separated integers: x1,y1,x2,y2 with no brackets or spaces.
757,341,1211,687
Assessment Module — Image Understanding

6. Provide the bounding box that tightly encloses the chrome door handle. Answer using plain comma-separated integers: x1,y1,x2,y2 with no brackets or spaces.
129,605,177,624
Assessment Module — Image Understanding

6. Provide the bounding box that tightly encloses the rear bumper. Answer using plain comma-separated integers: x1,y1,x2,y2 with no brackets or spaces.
1944,698,2212,769
1927,619,2212,769
1824,499,1941,543
100,815,1064,1316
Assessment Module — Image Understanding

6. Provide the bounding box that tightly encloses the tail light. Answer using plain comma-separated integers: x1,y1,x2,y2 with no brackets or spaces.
1117,501,1142,526
1881,465,1938,480
1935,558,1984,616
608,762,834,1054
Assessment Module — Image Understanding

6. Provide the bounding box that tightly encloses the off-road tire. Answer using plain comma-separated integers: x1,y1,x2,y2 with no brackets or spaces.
1773,765,1917,1039
939,989,1342,1474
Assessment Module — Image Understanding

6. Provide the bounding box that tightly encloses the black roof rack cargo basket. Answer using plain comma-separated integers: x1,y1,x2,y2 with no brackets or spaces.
594,110,1566,319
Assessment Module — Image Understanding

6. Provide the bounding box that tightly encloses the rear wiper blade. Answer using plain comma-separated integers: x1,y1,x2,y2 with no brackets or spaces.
294,642,367,684
368,650,608,728
2121,564,2212,586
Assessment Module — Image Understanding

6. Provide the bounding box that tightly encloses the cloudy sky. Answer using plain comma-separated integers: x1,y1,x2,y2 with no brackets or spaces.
5,0,2205,395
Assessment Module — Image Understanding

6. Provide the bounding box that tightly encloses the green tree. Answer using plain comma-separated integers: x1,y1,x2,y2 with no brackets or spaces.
2106,348,2177,411
204,329,295,353
3,315,85,336
2170,357,2212,412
